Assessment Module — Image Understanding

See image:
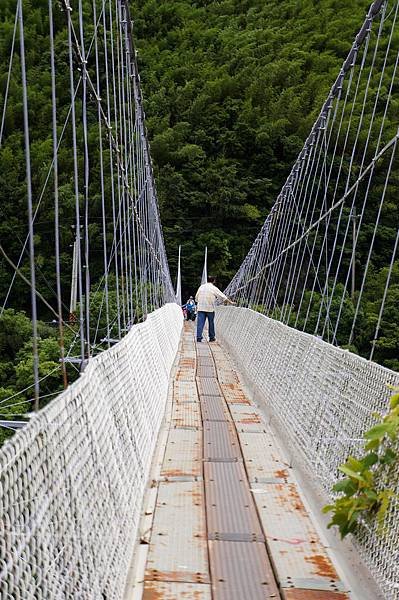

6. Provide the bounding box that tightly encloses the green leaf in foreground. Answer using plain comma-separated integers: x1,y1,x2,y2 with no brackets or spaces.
323,388,398,539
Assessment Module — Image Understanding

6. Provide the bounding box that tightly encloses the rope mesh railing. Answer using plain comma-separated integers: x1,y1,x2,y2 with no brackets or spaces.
216,306,399,599
226,0,399,372
0,303,182,599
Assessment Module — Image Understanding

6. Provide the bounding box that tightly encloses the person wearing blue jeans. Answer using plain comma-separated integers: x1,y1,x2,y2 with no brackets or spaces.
196,310,215,342
195,276,235,342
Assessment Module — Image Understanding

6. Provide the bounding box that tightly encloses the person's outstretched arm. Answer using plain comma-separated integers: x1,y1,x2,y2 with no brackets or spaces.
211,284,235,305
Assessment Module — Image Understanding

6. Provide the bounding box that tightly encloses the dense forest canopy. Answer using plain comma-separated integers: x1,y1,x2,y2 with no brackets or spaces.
130,0,374,292
0,0,398,441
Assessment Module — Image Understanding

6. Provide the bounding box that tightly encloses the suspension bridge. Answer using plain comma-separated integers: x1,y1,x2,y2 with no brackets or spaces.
0,0,398,598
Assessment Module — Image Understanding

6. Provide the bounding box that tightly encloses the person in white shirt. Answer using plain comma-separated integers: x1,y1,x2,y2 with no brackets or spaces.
195,276,235,342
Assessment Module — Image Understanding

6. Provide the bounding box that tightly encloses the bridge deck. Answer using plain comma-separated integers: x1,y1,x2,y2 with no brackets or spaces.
128,322,350,600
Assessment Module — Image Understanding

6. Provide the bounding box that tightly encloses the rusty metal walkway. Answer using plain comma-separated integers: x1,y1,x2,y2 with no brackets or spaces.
129,323,350,599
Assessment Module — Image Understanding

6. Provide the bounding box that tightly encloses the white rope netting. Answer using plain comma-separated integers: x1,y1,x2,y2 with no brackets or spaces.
0,304,182,600
217,306,399,599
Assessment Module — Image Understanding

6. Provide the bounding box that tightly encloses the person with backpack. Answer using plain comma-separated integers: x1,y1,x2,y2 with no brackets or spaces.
182,296,196,321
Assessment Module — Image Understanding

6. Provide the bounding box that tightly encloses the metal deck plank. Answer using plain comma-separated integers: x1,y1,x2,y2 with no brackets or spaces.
200,395,231,422
240,431,292,483
161,429,202,478
172,401,201,429
216,370,240,385
197,357,215,367
209,541,280,600
174,344,196,381
145,481,209,584
203,421,241,461
180,357,197,369
251,482,348,592
197,364,217,378
143,581,212,599
197,377,221,397
230,404,263,424
175,369,196,382
173,380,199,403
204,461,264,540
196,344,212,356
180,351,196,361
219,382,250,404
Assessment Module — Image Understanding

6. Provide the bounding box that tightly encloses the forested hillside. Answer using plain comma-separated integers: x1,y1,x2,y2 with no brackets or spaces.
1,0,398,438
130,0,373,289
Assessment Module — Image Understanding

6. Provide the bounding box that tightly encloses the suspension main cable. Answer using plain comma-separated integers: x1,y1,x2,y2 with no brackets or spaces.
0,3,18,146
78,0,91,359
49,0,68,389
18,0,40,411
